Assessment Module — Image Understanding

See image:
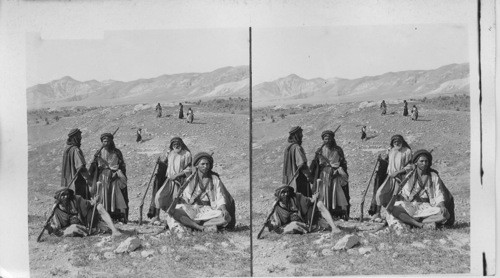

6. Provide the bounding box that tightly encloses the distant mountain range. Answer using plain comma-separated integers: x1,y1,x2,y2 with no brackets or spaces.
27,63,469,108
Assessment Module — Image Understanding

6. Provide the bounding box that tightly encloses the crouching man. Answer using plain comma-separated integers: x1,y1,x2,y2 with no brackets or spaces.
386,150,455,230
168,152,236,232
266,185,341,235
45,188,122,237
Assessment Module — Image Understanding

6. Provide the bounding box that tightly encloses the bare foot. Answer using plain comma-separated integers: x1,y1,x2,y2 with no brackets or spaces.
111,230,123,237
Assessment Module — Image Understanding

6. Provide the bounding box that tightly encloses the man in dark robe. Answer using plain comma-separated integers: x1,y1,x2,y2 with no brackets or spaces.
282,126,312,197
155,103,162,118
368,155,389,216
45,188,121,237
61,128,91,199
178,103,184,119
309,130,350,220
380,100,387,115
403,100,409,116
266,185,341,235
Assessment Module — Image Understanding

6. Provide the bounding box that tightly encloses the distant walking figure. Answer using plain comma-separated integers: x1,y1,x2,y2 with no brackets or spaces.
186,108,194,123
380,100,387,115
178,103,184,119
403,100,409,116
155,103,162,118
361,126,367,141
136,128,142,143
411,105,419,121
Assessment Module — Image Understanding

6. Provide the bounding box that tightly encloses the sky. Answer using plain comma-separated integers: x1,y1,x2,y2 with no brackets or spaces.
27,23,468,87
26,29,250,86
252,24,469,84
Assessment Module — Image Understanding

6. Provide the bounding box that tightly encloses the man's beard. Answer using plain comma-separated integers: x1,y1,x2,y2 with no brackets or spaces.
173,147,182,154
394,144,402,151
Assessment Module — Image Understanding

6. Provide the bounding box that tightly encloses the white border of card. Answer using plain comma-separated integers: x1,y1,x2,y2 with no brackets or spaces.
0,0,496,277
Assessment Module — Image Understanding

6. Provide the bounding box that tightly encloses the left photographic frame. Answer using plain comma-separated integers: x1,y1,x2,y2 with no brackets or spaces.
26,28,251,277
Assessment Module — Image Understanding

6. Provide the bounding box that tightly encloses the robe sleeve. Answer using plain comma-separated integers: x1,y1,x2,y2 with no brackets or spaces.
294,145,307,168
430,173,445,206
72,148,86,171
182,151,193,174
212,177,228,209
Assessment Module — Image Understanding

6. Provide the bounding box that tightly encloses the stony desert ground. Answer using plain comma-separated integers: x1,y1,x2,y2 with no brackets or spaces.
27,102,250,277
251,96,470,276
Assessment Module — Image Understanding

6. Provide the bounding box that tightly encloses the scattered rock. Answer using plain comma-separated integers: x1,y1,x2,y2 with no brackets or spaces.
88,253,100,261
306,250,318,258
359,247,373,255
423,239,432,244
220,242,230,248
130,251,141,258
321,249,333,256
439,238,447,245
333,234,359,250
411,242,426,249
115,237,142,253
62,244,70,252
377,243,390,251
104,251,116,259
204,242,214,249
347,249,357,256
141,250,155,258
159,246,169,254
193,244,209,252
392,252,399,259
174,255,182,262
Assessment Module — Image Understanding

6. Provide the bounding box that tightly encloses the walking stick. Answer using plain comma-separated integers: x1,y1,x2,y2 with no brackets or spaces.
359,155,380,223
139,157,161,225
38,171,81,242
257,169,301,239
37,202,59,242
87,181,102,236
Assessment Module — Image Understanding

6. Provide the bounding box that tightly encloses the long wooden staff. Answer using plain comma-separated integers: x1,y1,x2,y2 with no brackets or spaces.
139,157,160,225
359,155,380,222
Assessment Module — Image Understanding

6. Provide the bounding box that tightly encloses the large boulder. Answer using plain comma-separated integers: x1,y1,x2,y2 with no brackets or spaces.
114,237,142,253
333,235,360,250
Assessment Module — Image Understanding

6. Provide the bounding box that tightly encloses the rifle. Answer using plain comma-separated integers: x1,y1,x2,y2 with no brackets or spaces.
37,202,59,242
165,170,197,216
333,124,341,134
87,127,120,234
359,155,380,223
257,169,301,239
38,171,81,242
139,157,160,225
386,166,418,213
89,127,120,195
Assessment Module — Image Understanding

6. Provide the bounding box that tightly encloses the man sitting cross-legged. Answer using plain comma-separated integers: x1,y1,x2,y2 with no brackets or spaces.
45,188,122,237
266,185,341,235
168,152,236,232
386,150,455,230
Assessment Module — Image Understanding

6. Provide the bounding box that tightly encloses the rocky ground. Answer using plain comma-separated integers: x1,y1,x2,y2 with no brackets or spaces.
28,104,250,277
252,98,470,276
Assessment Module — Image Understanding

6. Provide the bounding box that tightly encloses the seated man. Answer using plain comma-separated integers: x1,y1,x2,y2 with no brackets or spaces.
386,150,455,229
168,152,236,232
266,185,341,235
45,188,122,237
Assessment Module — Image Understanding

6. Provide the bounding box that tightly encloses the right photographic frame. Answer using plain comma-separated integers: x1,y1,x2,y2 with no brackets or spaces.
250,2,492,274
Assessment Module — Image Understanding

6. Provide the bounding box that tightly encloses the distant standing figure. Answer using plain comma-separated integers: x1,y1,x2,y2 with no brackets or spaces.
380,100,387,115
178,103,184,119
136,128,142,143
156,103,162,118
186,108,194,123
403,100,409,116
361,126,367,141
411,105,418,121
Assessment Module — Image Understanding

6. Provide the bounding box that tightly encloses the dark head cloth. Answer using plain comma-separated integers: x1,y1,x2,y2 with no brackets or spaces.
193,152,214,170
54,188,74,201
321,130,335,139
274,185,295,199
68,128,81,137
390,134,411,149
100,133,114,141
289,126,302,135
412,149,433,167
